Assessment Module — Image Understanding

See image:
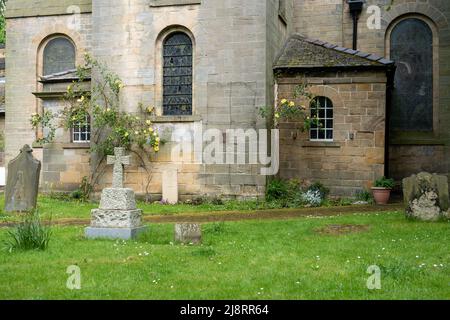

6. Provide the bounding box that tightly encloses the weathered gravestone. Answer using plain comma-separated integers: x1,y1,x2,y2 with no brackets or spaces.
85,147,147,239
403,172,450,221
175,223,202,244
5,145,41,212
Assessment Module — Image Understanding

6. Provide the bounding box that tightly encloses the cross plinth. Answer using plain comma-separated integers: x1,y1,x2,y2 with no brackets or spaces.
107,147,131,188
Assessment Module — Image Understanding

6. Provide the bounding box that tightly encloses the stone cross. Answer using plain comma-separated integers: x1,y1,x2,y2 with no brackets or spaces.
107,147,131,188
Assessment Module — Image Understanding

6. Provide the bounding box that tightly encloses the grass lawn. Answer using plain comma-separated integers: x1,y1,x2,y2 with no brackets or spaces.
0,211,448,299
0,194,294,222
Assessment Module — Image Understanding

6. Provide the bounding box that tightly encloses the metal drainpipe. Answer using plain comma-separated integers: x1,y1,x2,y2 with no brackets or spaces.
348,0,364,50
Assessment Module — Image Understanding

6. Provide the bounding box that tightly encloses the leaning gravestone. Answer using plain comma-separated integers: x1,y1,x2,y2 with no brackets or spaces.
175,223,202,244
85,147,147,239
5,145,41,212
403,172,450,221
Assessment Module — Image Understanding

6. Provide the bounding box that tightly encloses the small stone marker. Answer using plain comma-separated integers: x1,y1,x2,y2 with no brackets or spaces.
86,147,147,239
175,223,202,244
107,148,130,188
403,172,450,221
5,145,41,212
162,169,178,204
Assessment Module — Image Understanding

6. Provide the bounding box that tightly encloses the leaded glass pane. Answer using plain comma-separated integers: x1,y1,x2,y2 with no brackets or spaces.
310,96,333,141
390,19,433,131
43,38,76,76
163,32,193,115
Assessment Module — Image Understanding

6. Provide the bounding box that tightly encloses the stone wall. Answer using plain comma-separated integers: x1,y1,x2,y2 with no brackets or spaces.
277,70,388,196
90,0,272,200
5,11,92,190
292,0,450,182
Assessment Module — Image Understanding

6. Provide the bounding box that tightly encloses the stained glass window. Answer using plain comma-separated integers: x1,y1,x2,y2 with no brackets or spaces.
163,32,193,115
310,97,333,141
43,37,76,76
390,19,433,131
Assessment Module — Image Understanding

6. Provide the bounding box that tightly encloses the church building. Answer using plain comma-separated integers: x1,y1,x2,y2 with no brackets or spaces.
4,0,450,199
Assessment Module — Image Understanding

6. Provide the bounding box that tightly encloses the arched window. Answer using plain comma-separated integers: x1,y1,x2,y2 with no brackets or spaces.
310,96,333,141
163,32,193,116
43,37,76,76
390,18,433,131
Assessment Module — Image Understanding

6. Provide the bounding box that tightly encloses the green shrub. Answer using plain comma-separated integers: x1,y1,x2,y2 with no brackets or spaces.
266,179,289,202
374,177,395,189
3,210,52,252
209,196,224,206
70,176,92,202
307,182,330,199
190,197,206,206
355,189,374,203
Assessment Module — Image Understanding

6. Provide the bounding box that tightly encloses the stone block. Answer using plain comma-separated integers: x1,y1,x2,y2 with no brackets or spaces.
162,169,178,204
85,226,147,240
99,188,137,210
175,223,202,244
90,208,143,228
403,172,450,221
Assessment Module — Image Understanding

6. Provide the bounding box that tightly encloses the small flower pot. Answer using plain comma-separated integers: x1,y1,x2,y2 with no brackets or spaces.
371,187,391,205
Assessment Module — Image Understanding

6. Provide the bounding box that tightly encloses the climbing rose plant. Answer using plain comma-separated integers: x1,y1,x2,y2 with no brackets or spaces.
30,54,162,196
260,83,321,131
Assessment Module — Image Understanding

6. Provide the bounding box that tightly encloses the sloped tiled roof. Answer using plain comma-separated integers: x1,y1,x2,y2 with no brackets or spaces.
274,34,394,70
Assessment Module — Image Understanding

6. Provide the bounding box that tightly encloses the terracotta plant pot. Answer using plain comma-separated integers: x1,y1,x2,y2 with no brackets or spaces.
371,187,391,205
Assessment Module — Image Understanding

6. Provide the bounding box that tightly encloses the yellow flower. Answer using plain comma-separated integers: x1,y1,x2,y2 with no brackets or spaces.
135,116,140,120
155,137,160,142
147,106,154,113
135,131,139,135
106,108,111,112
274,113,280,119
153,132,157,136
124,132,129,137
146,120,152,125
154,146,159,152
289,101,295,107
280,99,287,105
148,127,154,132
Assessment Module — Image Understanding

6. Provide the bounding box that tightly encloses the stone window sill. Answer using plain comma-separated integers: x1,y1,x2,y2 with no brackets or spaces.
150,115,202,123
32,142,90,149
301,141,341,148
63,143,90,149
149,0,201,7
